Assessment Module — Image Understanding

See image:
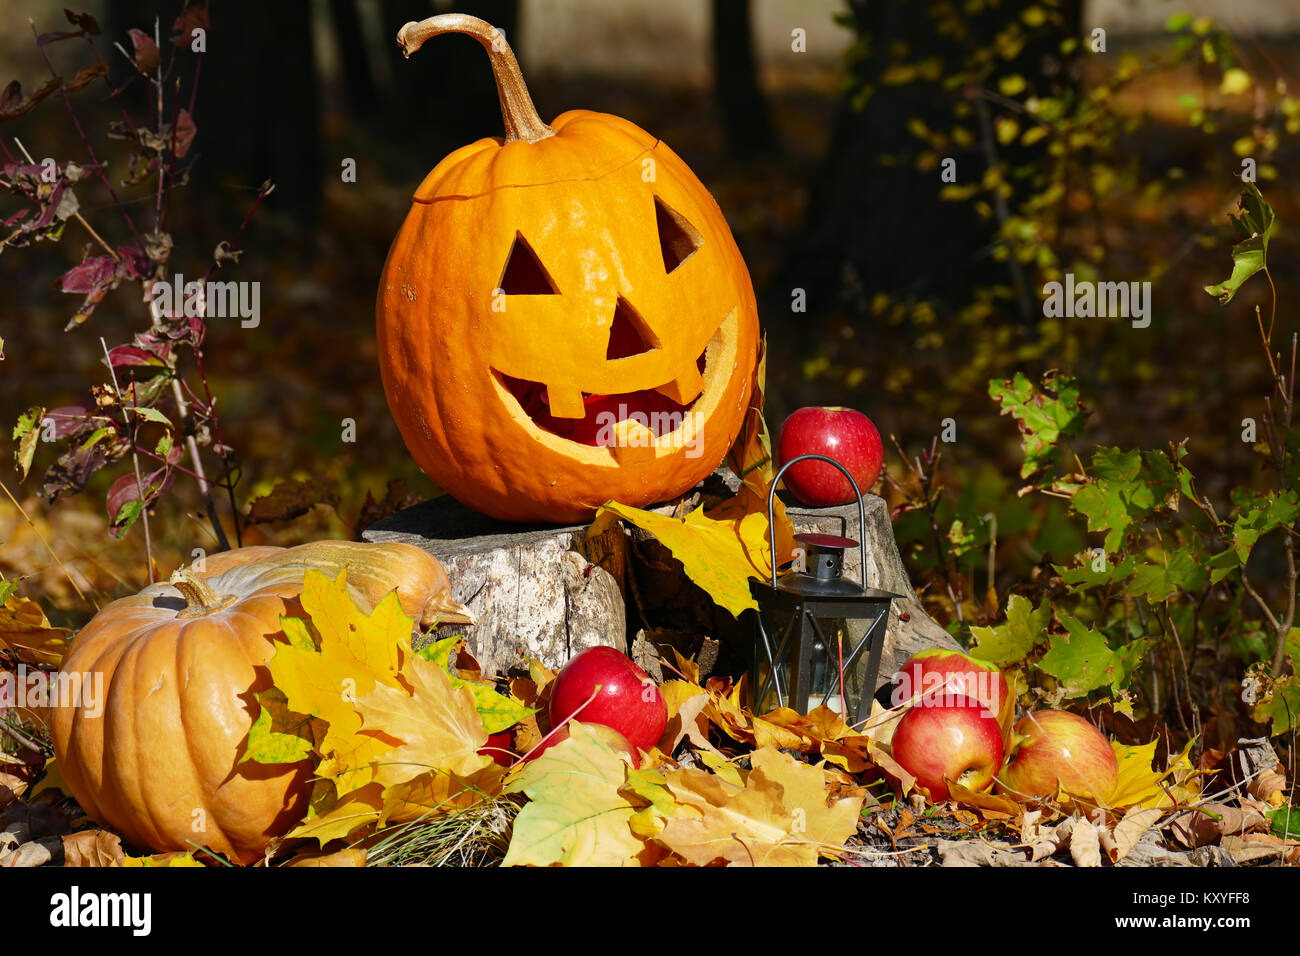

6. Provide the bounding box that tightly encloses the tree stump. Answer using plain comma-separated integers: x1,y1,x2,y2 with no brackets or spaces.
363,498,628,677
363,478,959,690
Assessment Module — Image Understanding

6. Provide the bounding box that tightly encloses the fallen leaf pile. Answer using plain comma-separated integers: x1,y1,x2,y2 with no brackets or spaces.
1,565,1295,867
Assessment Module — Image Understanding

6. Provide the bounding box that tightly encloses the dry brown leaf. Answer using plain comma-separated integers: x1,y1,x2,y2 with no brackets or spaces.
0,593,68,666
1069,817,1103,867
938,840,1004,866
948,780,1020,817
62,829,125,867
937,839,1039,866
1220,833,1291,864
1247,768,1287,807
1018,808,1043,842
1092,809,1119,861
661,690,721,756
1165,803,1268,848
1022,819,1072,862
1111,806,1164,862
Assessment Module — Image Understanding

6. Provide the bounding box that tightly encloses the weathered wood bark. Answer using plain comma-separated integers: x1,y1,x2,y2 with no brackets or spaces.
363,497,627,677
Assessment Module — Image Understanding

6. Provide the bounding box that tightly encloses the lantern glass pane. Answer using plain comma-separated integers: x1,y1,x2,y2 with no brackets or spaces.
805,617,851,714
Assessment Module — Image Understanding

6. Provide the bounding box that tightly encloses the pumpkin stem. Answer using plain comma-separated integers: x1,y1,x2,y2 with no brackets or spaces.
170,568,238,618
396,13,556,145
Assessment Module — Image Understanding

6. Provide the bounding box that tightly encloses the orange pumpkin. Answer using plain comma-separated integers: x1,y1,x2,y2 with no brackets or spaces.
50,541,469,864
377,14,760,523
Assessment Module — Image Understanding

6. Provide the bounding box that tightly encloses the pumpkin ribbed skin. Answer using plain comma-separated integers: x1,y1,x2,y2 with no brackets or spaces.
378,23,760,523
51,541,467,864
53,583,307,865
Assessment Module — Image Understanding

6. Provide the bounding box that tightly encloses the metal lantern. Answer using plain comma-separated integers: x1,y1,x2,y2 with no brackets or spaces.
750,454,902,723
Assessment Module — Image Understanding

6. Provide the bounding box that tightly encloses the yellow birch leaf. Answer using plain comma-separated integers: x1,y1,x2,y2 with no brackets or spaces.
502,721,648,867
667,647,703,686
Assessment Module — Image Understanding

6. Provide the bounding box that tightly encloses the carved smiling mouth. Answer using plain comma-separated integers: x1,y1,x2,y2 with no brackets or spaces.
490,307,738,455
494,350,707,447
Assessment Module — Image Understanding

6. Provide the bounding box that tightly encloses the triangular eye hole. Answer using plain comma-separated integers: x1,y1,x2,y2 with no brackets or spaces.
654,196,704,273
606,295,661,360
499,233,559,294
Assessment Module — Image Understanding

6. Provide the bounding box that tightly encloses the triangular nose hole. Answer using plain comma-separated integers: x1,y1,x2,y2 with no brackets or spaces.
655,196,704,274
498,232,558,294
605,296,661,360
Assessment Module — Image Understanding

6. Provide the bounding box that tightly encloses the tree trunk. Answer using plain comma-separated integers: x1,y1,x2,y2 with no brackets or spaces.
774,0,1080,323
711,0,778,156
330,0,379,119
192,1,323,229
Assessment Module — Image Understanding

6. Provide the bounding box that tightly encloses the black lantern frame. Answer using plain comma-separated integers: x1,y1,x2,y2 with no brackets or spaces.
750,454,901,723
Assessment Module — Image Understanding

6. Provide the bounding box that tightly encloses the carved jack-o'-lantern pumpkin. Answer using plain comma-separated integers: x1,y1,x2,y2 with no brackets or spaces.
377,14,760,524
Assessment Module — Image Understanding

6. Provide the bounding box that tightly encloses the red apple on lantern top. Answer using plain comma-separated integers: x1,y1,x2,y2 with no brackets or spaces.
890,696,1004,802
996,710,1118,802
892,648,1007,719
776,407,884,507
549,647,667,755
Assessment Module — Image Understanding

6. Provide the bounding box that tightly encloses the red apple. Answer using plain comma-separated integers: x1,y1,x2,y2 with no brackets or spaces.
890,696,1005,802
549,647,667,755
776,407,884,507
996,710,1118,802
524,722,639,768
891,648,1007,718
478,730,516,767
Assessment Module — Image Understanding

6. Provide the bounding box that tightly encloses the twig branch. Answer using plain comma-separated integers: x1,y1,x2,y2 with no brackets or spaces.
101,337,154,582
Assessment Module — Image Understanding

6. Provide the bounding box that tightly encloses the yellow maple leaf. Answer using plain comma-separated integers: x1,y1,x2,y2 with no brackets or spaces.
287,782,386,845
352,652,492,785
1102,739,1202,810
123,853,206,867
379,765,507,825
502,721,649,867
594,502,776,616
658,746,862,866
282,848,368,867
268,570,412,795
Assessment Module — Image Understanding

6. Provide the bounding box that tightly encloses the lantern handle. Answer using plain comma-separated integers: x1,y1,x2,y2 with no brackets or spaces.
767,454,868,591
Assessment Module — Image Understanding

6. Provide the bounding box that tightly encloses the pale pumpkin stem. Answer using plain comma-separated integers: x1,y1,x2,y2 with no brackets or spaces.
170,568,237,618
396,13,556,145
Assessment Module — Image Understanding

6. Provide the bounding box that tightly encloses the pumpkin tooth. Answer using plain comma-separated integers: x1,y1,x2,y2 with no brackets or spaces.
610,419,658,465
544,386,587,419
655,365,704,405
